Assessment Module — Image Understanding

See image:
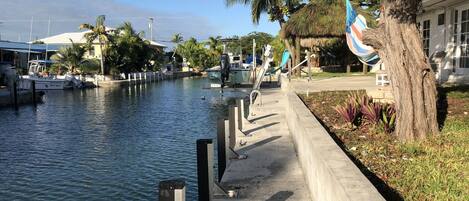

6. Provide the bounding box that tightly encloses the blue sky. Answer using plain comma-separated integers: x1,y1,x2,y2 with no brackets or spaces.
0,0,280,46
115,0,280,38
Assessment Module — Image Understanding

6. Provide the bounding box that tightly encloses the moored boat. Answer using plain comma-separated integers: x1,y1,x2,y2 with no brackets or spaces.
19,60,74,90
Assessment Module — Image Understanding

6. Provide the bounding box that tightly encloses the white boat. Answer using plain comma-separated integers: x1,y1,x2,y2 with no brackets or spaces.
206,53,253,85
19,60,73,90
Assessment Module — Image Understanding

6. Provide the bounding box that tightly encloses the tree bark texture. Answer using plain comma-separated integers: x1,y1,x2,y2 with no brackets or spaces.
295,37,301,76
363,0,438,141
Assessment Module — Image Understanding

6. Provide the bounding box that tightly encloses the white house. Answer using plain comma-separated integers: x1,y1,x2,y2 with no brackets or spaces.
418,0,469,84
36,28,166,60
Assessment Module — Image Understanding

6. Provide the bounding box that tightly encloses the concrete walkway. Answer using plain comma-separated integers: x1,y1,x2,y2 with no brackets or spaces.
216,88,311,201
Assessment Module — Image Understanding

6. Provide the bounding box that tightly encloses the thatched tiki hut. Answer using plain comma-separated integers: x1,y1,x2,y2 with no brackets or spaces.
281,1,346,74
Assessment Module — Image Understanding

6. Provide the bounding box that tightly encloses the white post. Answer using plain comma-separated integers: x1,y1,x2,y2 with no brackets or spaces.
144,72,147,82
134,73,137,81
128,73,131,83
237,99,245,131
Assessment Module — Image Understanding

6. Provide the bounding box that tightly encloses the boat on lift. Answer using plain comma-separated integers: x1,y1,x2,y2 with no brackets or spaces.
206,53,253,86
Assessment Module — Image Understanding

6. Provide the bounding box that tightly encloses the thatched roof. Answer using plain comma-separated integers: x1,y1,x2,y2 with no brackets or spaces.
282,1,346,39
300,37,343,48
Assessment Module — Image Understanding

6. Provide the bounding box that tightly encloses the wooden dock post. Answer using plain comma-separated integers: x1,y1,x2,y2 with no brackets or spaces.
217,119,228,182
236,99,245,131
13,80,18,110
159,179,186,201
31,80,36,107
196,139,214,201
228,106,237,149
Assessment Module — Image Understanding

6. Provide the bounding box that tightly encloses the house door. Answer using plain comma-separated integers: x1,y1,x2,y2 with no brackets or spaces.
456,6,469,74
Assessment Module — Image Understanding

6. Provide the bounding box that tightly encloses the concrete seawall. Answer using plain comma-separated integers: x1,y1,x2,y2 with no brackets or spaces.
285,91,385,201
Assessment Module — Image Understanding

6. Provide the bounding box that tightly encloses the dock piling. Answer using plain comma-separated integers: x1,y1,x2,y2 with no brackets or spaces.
228,106,237,149
196,139,214,201
236,99,245,131
217,119,228,182
13,80,18,110
159,179,186,201
31,80,36,107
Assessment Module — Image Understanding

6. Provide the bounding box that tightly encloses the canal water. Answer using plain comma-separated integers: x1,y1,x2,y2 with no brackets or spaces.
0,77,248,200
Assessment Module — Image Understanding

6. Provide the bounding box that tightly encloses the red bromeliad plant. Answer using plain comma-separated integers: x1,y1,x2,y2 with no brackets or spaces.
361,102,382,125
335,97,360,129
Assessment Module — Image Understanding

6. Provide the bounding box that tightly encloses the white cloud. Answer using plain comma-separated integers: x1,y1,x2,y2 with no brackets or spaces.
0,0,219,47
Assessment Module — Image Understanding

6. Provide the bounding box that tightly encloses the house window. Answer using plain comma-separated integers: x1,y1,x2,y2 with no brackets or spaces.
89,48,95,57
453,10,459,69
422,20,431,56
461,9,469,68
438,13,445,25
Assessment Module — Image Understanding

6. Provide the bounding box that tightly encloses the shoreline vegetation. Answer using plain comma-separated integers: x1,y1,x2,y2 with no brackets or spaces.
299,86,469,201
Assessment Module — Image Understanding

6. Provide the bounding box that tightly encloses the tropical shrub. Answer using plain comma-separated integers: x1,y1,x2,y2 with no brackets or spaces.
335,97,360,129
335,92,397,134
361,102,382,125
105,22,163,75
51,40,86,74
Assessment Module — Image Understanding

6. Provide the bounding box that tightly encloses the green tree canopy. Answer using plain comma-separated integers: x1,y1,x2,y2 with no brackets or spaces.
50,40,86,74
105,22,162,74
79,15,110,75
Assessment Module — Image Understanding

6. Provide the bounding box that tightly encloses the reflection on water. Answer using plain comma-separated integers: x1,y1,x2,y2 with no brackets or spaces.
0,77,247,200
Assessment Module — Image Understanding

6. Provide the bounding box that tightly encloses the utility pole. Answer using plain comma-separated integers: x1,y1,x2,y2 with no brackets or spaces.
27,17,34,65
148,17,154,41
45,17,51,60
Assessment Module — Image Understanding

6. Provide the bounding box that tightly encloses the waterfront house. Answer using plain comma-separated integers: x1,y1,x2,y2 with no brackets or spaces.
0,40,58,69
35,28,166,61
418,0,469,84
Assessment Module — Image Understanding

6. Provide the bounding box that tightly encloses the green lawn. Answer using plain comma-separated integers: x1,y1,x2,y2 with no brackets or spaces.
300,86,469,201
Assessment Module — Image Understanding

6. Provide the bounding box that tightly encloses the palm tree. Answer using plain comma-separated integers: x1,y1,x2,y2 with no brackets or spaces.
171,33,184,60
226,0,301,66
206,36,222,55
51,40,86,74
226,0,300,24
79,15,110,75
171,33,183,44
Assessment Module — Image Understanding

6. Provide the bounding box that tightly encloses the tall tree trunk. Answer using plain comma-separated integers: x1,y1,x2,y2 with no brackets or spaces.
364,0,438,141
98,41,105,75
295,37,301,77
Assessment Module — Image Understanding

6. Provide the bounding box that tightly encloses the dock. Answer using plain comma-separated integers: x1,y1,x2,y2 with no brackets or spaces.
216,88,311,200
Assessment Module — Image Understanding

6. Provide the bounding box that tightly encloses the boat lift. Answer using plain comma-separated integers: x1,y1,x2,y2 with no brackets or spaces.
249,45,274,116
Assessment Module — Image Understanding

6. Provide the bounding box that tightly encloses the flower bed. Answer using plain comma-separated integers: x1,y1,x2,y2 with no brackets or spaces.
299,87,469,201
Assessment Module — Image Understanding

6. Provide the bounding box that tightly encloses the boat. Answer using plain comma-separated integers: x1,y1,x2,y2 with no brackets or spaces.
206,53,253,86
19,60,74,90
